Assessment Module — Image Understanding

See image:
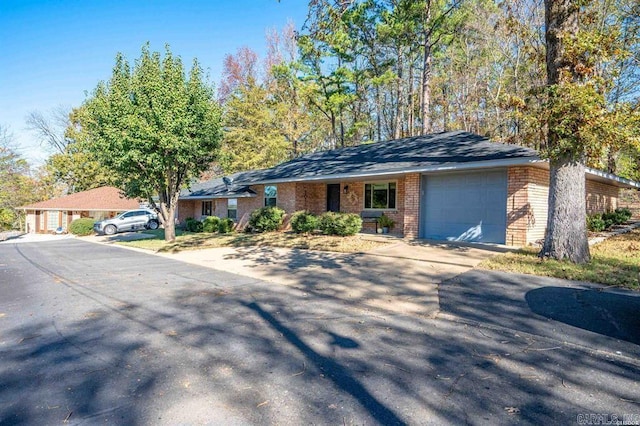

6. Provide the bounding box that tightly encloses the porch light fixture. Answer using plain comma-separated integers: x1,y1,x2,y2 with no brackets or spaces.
343,185,349,194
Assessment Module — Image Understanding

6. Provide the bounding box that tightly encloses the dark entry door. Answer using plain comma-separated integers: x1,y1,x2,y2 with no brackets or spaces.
326,184,341,212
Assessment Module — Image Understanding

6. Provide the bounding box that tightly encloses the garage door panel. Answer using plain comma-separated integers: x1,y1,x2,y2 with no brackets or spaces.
422,171,507,244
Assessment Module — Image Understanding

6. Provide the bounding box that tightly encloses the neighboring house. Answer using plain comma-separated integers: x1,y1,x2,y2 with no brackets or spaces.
21,186,141,234
178,131,639,246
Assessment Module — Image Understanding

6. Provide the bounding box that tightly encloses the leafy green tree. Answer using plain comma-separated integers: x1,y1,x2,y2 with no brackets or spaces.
81,44,223,242
220,82,288,173
0,126,40,231
540,0,640,263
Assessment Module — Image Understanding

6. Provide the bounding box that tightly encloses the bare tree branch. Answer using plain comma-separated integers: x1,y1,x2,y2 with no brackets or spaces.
25,106,71,154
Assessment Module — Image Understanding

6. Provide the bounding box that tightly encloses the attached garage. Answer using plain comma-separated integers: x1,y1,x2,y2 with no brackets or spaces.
421,170,508,244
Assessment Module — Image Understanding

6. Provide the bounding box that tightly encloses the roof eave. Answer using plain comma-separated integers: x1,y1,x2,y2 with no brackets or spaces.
21,207,137,211
585,167,640,189
180,193,257,200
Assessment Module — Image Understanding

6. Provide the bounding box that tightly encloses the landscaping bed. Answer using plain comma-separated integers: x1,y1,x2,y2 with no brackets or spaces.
479,228,640,289
118,229,389,254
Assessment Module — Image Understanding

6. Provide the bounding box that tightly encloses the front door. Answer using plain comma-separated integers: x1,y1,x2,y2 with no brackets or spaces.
326,184,341,212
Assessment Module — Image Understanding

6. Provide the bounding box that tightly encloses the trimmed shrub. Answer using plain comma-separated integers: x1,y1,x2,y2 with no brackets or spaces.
318,212,362,236
290,210,319,234
587,214,606,232
601,211,616,229
69,218,95,236
247,207,285,233
218,218,234,234
202,216,220,233
615,207,632,223
185,217,203,233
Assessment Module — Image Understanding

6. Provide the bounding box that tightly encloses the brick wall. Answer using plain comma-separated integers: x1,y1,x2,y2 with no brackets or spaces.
237,187,263,228
213,199,228,219
341,182,363,213
586,180,618,214
403,173,420,239
506,166,620,246
295,183,326,214
177,200,197,223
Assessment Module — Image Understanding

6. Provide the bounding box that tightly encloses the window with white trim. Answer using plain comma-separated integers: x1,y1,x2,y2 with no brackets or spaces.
47,210,60,230
364,182,396,209
227,198,237,220
264,185,277,207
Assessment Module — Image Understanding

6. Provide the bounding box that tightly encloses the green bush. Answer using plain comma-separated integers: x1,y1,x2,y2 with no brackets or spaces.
69,218,95,236
185,217,203,233
202,216,220,233
587,208,631,232
218,218,234,233
615,207,632,222
318,212,362,236
247,207,285,233
601,212,616,229
290,211,319,234
587,214,606,232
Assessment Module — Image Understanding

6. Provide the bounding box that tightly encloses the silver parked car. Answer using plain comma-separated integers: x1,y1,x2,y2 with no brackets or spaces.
94,209,160,235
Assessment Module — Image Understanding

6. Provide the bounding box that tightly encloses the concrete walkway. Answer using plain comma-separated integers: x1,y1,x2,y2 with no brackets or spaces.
154,240,498,317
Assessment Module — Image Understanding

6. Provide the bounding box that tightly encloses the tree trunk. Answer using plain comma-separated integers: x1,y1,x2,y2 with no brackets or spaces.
163,205,176,242
541,157,590,262
162,190,180,243
420,3,432,135
541,0,589,263
408,63,415,136
394,48,403,140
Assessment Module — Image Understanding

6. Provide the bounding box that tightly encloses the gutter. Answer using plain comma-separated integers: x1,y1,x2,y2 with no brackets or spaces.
179,193,257,200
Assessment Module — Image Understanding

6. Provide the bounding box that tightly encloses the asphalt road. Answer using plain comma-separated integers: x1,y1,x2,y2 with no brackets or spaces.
1,239,639,425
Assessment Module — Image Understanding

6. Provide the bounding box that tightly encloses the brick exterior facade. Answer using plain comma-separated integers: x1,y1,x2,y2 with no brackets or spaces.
403,173,421,239
586,179,618,213
177,166,621,244
506,166,620,246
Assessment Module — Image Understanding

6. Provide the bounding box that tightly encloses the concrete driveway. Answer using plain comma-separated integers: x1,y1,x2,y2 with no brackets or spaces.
155,240,498,317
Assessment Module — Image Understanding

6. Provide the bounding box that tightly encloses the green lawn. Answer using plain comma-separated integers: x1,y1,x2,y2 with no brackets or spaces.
120,229,389,254
479,229,640,289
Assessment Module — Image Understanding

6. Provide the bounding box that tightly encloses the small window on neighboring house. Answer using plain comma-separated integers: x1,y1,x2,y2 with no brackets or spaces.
228,198,238,220
264,185,277,207
364,182,397,209
201,201,212,217
47,210,60,230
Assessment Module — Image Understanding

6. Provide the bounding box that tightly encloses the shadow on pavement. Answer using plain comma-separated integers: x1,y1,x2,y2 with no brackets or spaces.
440,270,640,357
526,286,640,345
3,240,640,424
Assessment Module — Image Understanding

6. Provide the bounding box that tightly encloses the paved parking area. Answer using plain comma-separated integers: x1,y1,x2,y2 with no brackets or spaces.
1,239,639,425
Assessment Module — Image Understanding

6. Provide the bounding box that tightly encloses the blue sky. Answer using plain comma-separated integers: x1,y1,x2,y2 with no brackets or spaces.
0,0,308,165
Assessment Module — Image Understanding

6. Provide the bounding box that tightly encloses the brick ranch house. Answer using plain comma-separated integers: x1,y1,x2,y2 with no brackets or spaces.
178,131,639,246
21,186,141,233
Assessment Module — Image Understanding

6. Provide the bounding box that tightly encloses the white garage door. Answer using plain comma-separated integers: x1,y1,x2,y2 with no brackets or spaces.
422,170,507,244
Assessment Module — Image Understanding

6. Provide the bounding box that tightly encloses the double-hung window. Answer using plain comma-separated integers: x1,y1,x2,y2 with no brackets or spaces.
364,182,396,209
227,198,237,220
264,185,277,207
201,201,212,217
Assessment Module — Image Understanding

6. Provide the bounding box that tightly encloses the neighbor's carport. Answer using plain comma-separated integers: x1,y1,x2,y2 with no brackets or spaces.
420,169,508,244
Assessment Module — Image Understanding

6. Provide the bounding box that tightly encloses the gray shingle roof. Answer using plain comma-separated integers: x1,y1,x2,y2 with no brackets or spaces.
181,131,541,199
180,174,257,199
238,131,539,184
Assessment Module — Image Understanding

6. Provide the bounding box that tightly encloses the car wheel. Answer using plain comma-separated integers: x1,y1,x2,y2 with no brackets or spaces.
147,220,159,230
104,225,117,235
